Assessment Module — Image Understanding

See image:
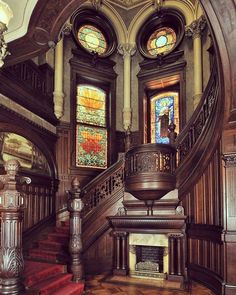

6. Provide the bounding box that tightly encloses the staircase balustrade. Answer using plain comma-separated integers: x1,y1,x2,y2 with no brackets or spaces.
81,156,125,221
67,177,84,282
0,159,31,295
176,67,219,165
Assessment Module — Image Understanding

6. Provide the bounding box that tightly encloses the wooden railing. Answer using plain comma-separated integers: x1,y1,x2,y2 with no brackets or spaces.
81,155,125,221
0,60,56,124
176,65,219,166
21,173,55,233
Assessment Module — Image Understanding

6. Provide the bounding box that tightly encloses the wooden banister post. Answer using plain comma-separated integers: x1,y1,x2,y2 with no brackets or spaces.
67,177,84,282
0,159,31,295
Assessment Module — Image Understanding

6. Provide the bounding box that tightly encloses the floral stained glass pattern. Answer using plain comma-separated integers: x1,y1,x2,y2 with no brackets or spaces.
76,125,107,168
76,84,107,169
150,92,179,144
77,85,106,127
147,27,176,56
77,24,108,55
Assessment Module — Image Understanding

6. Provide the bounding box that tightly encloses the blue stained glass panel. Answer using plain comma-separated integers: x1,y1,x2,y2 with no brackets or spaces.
151,95,177,144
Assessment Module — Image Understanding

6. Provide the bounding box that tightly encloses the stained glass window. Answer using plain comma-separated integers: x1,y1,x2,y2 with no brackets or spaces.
77,85,106,127
147,27,176,56
150,92,179,144
76,84,107,168
77,24,108,55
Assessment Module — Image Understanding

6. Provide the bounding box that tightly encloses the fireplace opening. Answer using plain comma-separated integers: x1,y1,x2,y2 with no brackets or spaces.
136,245,164,273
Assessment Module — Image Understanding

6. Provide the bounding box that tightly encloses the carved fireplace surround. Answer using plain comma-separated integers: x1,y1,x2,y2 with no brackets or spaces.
108,203,187,287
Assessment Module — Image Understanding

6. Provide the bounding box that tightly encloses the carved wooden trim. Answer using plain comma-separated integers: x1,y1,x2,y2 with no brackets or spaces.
222,153,236,167
81,157,125,219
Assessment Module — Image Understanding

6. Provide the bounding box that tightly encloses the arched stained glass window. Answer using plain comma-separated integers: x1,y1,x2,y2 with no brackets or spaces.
76,84,107,168
77,24,108,55
150,92,179,144
147,27,176,56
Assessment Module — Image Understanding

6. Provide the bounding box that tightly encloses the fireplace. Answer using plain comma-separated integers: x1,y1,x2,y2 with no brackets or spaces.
129,233,168,280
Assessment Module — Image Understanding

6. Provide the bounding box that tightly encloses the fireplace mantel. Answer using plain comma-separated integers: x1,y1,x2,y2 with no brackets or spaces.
107,213,187,288
108,215,187,232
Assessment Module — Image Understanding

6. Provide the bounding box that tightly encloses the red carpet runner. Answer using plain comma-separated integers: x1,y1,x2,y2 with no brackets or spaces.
24,222,84,294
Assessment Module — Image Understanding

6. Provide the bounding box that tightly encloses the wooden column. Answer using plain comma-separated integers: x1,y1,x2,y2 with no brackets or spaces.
67,177,84,282
113,232,128,275
177,236,183,276
169,235,175,275
0,160,31,295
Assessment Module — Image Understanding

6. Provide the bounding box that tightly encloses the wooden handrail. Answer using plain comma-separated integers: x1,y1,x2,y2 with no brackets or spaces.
175,64,219,166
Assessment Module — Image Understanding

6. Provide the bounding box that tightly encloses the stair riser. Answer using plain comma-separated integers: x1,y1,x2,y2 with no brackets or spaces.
37,242,66,251
39,274,72,295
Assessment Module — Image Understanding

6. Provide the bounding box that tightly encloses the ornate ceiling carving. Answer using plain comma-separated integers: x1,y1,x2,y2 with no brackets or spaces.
106,0,149,9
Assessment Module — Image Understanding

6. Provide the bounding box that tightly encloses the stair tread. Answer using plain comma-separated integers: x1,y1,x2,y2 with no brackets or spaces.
50,281,84,295
30,273,72,294
24,261,65,287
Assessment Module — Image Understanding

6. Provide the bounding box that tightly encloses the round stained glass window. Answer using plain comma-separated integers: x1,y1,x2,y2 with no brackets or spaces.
147,27,177,56
77,24,108,55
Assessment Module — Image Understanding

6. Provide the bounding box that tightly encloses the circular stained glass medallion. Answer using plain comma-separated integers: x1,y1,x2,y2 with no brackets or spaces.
77,24,108,55
147,27,176,56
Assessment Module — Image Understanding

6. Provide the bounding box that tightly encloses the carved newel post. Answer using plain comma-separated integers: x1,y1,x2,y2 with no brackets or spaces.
0,160,31,294
67,177,84,282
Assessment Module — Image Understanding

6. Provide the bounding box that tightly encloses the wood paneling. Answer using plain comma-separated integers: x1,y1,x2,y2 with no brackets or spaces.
179,147,224,293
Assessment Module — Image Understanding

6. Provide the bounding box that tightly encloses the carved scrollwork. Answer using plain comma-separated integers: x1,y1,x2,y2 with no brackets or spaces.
0,247,24,278
69,234,82,253
82,160,125,216
222,154,236,167
126,148,175,177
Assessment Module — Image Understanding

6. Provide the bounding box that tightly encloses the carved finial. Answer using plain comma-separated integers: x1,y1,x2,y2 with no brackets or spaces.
4,159,20,175
72,177,80,190
91,0,102,10
185,15,207,39
168,121,177,145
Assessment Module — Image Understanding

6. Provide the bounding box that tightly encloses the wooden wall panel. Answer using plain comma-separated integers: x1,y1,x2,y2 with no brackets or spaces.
180,146,223,293
83,229,114,274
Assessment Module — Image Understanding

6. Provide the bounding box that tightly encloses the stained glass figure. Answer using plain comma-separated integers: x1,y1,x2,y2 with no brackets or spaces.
76,125,107,168
150,92,179,144
77,24,107,55
147,27,176,56
77,85,106,127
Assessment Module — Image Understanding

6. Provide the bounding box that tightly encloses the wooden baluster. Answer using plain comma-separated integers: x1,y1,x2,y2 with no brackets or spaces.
168,121,177,145
67,177,84,282
0,159,31,295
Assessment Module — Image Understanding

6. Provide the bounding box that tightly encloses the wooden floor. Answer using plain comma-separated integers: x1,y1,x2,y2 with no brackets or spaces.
84,275,214,295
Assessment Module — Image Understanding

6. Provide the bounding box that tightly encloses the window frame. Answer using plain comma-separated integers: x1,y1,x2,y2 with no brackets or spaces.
70,49,117,173
75,82,109,169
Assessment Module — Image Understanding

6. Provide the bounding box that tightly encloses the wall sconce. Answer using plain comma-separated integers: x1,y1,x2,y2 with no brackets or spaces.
0,0,13,67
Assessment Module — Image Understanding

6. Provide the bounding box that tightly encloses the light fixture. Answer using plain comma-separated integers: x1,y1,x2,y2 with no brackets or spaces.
0,0,13,67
